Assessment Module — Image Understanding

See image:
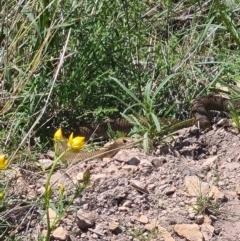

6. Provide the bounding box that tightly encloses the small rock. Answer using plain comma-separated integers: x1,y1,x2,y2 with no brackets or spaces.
225,162,240,171
173,224,203,241
164,186,176,195
214,227,221,235
158,199,164,208
210,145,217,155
158,225,175,241
102,157,112,163
91,174,106,181
82,204,89,210
196,215,204,224
122,165,138,172
159,145,176,155
92,233,98,239
76,172,84,182
76,210,96,229
37,159,53,169
140,159,152,166
203,215,212,224
209,215,217,221
201,156,218,171
118,206,128,211
108,221,120,231
46,150,55,159
148,184,156,191
130,180,149,194
209,185,227,201
185,176,210,197
145,219,159,231
106,164,118,173
152,158,166,167
37,186,45,195
189,126,199,135
236,183,240,196
217,181,224,186
44,208,56,226
201,223,214,241
138,215,148,224
126,157,140,166
122,200,133,207
52,227,69,241
189,213,195,220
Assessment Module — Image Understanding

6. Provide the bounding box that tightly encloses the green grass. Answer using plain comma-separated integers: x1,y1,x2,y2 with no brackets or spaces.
1,0,240,239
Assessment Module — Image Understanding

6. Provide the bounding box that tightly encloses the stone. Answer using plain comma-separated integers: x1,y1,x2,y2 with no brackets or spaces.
138,215,148,224
148,184,156,191
225,162,240,171
152,158,166,167
130,180,149,194
44,208,56,226
236,183,240,196
173,224,203,241
201,223,214,241
91,174,106,181
108,221,120,231
209,215,217,221
189,126,199,135
201,156,218,171
209,185,227,201
140,159,152,166
122,200,133,207
196,215,204,224
118,206,128,211
76,172,84,182
126,157,140,166
52,227,69,241
185,176,210,197
203,215,212,224
122,165,138,172
106,164,118,173
164,186,176,195
144,219,159,231
37,159,53,169
76,210,96,229
36,186,45,195
210,145,217,155
102,157,112,163
158,225,175,241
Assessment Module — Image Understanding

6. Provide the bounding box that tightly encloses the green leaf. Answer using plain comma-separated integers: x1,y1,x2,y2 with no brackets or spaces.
151,113,161,132
110,77,142,104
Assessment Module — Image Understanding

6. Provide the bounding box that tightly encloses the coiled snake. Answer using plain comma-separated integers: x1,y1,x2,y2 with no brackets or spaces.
56,95,239,161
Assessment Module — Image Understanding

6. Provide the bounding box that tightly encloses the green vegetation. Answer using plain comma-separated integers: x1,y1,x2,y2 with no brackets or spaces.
1,0,240,239
1,0,240,156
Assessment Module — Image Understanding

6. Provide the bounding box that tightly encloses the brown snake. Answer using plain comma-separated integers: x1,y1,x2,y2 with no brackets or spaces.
56,95,239,161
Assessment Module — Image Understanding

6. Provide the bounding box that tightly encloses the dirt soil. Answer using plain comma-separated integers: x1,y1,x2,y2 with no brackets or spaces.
2,124,240,241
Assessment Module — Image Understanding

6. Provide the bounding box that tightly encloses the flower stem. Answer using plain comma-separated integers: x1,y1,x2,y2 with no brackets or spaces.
44,143,70,241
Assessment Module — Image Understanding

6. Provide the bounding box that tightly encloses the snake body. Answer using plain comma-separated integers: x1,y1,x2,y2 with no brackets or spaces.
58,95,239,161
56,137,134,161
71,95,238,139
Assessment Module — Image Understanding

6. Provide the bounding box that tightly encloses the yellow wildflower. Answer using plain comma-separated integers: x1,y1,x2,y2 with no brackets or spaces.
0,155,8,170
46,185,52,196
0,192,5,201
58,184,65,193
67,133,85,151
54,128,64,141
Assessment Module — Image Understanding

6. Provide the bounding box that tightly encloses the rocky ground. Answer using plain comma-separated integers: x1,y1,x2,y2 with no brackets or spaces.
2,123,240,241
